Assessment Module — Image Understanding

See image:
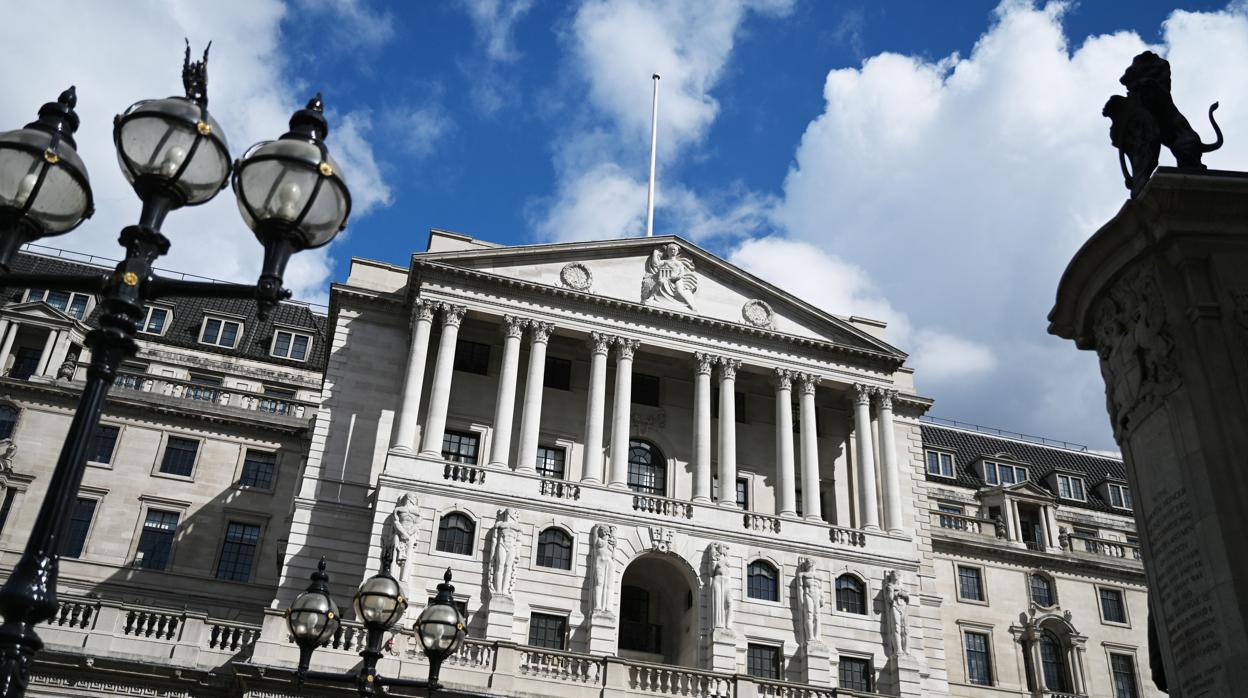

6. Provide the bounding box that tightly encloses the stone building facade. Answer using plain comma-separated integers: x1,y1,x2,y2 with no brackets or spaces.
5,235,1156,697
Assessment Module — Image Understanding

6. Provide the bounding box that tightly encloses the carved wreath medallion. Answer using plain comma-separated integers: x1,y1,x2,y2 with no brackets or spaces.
560,262,593,291
741,299,775,329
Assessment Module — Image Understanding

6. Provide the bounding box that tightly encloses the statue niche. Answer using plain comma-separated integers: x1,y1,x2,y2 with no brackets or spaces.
641,243,698,313
1103,51,1222,198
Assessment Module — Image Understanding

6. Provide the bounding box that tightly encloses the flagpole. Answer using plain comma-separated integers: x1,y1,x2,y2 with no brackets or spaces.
645,73,660,237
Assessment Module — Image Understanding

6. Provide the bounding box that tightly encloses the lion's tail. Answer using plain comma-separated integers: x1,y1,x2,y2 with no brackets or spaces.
1203,102,1224,153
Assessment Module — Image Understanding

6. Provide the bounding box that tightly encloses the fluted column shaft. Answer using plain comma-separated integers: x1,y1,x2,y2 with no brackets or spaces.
692,353,714,502
852,383,881,530
877,389,904,533
608,338,639,488
0,322,15,375
419,304,467,457
717,359,741,507
35,329,58,376
798,374,823,521
392,300,437,451
581,333,612,484
774,369,797,517
487,316,526,467
515,321,554,472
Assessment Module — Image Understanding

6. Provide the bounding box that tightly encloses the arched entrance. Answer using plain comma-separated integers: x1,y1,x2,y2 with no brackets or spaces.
618,553,697,667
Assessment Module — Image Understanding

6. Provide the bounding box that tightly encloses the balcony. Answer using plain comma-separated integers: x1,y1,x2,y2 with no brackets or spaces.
1064,533,1141,561
108,371,316,423
930,511,1143,568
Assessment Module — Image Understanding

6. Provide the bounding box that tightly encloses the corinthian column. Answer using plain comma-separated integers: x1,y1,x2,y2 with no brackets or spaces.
876,389,904,533
419,304,467,457
608,338,639,489
798,373,823,521
692,352,715,502
717,358,741,508
392,299,437,451
581,333,613,484
774,369,797,517
852,383,881,531
515,321,554,473
487,316,526,467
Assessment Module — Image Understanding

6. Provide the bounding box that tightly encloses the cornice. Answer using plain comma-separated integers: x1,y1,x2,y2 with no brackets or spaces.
931,534,1147,585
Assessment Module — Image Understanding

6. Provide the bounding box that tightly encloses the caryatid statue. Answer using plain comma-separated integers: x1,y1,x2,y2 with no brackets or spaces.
795,557,824,644
489,508,523,598
881,570,910,657
386,493,420,582
708,542,734,631
589,523,617,615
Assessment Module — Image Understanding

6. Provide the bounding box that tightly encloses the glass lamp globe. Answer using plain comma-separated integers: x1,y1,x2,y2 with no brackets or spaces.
286,559,340,649
353,571,407,631
113,95,230,206
416,569,466,659
232,94,351,251
0,87,92,244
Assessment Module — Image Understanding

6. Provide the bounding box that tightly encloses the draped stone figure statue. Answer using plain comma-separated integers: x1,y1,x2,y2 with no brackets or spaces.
0,439,15,474
640,243,699,312
708,542,734,630
386,493,420,582
795,557,824,644
881,570,910,657
589,524,617,616
489,508,522,598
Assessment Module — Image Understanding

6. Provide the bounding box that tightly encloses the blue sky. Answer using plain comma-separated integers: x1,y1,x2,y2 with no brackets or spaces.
3,1,1245,450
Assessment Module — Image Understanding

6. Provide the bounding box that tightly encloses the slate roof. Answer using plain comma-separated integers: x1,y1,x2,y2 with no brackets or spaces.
921,422,1130,515
3,251,328,371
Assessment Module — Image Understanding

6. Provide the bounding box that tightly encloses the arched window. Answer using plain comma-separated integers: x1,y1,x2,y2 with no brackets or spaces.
627,440,666,496
0,405,16,440
536,528,573,570
835,574,865,614
1038,630,1069,692
435,513,475,555
747,561,779,601
1029,573,1055,608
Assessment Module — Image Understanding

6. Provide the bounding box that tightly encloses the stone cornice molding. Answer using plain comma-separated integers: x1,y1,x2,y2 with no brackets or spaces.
930,535,1147,584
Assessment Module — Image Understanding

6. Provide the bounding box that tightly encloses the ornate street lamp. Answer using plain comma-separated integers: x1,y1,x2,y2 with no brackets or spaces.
289,553,470,696
0,43,351,698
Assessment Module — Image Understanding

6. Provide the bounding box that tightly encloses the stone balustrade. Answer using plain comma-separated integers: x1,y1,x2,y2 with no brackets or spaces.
444,462,487,485
744,512,782,534
633,494,694,519
1065,534,1141,561
540,478,582,500
932,510,996,536
111,371,315,420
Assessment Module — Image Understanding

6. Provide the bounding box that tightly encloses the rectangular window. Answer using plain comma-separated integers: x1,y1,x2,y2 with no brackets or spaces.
89,424,120,464
61,498,97,559
527,612,567,650
199,317,242,348
271,330,312,361
736,477,749,510
140,306,170,335
1057,474,1086,501
838,656,872,692
28,289,91,319
984,460,1027,485
441,430,480,464
957,565,985,602
216,522,261,582
746,644,781,680
240,450,277,489
0,489,17,536
544,356,572,390
926,450,954,477
135,509,179,570
159,436,199,476
1108,483,1133,510
535,445,565,479
453,339,490,375
965,631,993,686
1100,588,1128,624
1110,653,1139,698
633,373,661,407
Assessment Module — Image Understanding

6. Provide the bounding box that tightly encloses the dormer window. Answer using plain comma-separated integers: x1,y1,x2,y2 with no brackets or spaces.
200,316,242,348
1107,483,1133,510
1056,474,1086,502
926,449,955,478
983,460,1027,486
27,289,91,320
140,305,172,335
271,329,312,361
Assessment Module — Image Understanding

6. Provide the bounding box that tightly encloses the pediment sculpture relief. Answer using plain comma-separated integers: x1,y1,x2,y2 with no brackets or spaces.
641,243,698,312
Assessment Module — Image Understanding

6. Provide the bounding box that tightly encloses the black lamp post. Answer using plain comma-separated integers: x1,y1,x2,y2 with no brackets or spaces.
0,43,351,698
287,555,468,696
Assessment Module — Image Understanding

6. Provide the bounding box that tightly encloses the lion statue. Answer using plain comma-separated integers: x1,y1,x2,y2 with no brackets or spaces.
1103,51,1222,197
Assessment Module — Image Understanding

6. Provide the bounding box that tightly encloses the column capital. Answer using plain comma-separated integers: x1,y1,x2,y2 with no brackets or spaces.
502,315,526,340
413,298,439,323
440,303,467,328
528,320,555,343
588,332,614,356
694,352,717,376
852,383,872,406
614,337,640,360
773,368,793,391
875,388,898,410
797,373,821,396
717,357,741,380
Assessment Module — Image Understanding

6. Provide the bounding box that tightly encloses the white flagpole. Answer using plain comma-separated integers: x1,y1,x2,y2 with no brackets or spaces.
645,73,660,237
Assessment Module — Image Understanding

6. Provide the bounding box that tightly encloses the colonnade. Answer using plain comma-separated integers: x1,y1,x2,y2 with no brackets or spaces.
390,300,908,533
0,318,76,379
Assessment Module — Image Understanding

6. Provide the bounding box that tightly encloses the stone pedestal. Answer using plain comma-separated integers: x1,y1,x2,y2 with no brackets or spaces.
484,594,515,641
588,611,618,655
710,628,737,673
1050,168,1248,695
801,640,831,686
896,653,923,698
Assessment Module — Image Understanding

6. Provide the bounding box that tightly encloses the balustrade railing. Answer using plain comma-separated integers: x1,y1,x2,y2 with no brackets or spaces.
933,511,995,536
519,647,604,684
828,526,867,547
627,662,734,697
209,621,260,652
1067,534,1141,561
123,609,180,640
444,462,487,485
632,494,693,519
48,598,97,629
744,512,782,534
540,478,581,500
755,678,835,698
110,371,313,418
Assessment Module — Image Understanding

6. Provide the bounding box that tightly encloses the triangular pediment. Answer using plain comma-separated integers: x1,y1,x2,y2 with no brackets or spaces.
414,233,905,360
980,481,1056,502
0,301,80,325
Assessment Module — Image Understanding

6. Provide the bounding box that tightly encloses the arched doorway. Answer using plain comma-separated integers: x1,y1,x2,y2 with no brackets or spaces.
618,553,697,666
